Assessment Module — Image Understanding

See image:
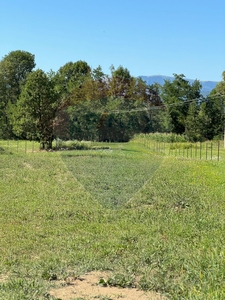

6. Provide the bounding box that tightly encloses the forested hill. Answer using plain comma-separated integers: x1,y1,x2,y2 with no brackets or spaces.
140,75,218,96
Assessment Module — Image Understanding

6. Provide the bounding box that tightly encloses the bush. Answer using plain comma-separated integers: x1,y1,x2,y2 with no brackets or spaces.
53,139,92,150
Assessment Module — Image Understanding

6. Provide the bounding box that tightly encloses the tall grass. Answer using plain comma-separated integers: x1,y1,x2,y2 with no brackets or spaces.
133,133,224,161
135,132,188,143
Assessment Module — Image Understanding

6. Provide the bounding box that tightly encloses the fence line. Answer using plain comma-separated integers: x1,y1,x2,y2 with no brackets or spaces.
0,138,224,161
134,135,222,161
0,140,40,154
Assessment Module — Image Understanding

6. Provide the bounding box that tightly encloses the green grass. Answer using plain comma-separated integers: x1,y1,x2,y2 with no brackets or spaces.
1,142,225,299
133,134,224,161
0,139,40,154
61,143,163,208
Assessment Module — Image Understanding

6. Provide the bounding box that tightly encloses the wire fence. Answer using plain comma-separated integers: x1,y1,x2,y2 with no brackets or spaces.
0,139,97,153
0,139,40,154
0,137,224,161
133,134,223,161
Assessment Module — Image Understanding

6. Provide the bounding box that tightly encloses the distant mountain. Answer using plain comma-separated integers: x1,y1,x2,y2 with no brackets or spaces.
140,75,218,96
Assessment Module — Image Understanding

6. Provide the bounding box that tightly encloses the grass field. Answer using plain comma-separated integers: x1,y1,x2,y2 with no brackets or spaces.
1,141,225,299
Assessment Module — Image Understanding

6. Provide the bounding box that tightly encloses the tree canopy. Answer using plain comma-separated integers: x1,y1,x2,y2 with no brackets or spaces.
0,50,35,138
10,69,60,149
0,49,224,147
160,74,203,135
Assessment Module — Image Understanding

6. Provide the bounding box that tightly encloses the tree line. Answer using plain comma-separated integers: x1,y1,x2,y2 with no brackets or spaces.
0,50,224,149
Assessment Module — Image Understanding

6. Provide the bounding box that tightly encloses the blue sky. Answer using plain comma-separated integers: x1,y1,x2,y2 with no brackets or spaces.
0,0,224,81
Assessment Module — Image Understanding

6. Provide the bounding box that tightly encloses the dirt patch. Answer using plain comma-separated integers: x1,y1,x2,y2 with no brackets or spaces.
49,271,166,300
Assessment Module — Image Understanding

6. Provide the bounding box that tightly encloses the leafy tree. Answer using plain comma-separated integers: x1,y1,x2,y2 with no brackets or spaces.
66,100,102,141
185,101,202,141
53,65,108,140
200,72,225,140
92,65,105,81
0,75,7,137
197,100,214,140
0,50,35,138
182,71,225,141
160,74,202,134
211,71,225,99
54,64,163,142
54,60,91,99
10,69,60,149
108,65,133,98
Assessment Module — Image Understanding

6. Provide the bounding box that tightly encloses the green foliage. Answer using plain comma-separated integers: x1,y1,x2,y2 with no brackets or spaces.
0,48,224,144
55,99,151,142
185,101,203,142
198,96,224,140
202,73,225,140
53,139,93,150
137,132,188,143
53,70,225,143
54,60,91,98
185,72,225,141
0,50,35,103
111,65,131,80
9,69,61,149
104,273,135,288
92,65,106,81
0,50,35,138
53,63,163,143
160,74,203,135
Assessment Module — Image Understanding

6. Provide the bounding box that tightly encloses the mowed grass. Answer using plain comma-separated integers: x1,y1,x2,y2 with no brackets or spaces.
0,142,225,299
61,144,163,208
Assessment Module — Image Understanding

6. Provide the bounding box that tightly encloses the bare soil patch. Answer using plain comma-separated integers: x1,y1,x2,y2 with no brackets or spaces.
49,271,166,300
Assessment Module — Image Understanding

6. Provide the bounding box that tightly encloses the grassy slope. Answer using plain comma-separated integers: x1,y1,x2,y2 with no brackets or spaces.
0,142,225,299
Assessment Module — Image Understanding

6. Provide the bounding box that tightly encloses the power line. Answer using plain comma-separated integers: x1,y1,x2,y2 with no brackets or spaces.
62,93,225,116
108,93,225,114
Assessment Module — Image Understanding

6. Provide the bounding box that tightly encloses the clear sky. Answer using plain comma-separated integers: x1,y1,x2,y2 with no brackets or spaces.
0,0,224,81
